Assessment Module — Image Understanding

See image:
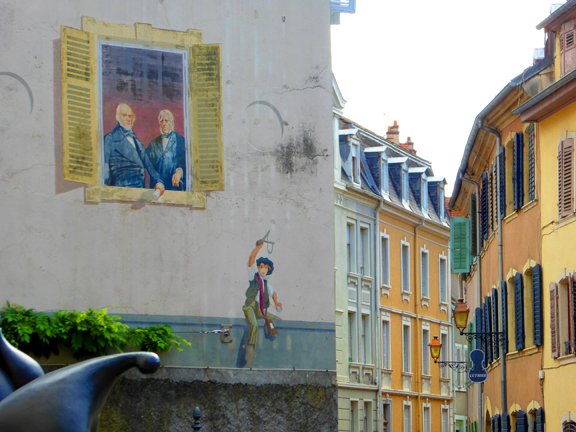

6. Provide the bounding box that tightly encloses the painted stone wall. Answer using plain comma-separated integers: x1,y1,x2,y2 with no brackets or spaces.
0,0,334,371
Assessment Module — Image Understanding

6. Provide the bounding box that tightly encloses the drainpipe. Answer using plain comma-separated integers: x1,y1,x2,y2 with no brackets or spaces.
414,218,425,432
374,200,383,432
461,175,482,432
478,121,507,420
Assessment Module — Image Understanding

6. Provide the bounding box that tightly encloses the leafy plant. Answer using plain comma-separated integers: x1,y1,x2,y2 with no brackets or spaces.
0,302,190,359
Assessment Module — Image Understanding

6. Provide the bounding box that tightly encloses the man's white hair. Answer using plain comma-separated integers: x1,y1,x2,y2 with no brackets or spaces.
115,103,135,124
158,109,175,132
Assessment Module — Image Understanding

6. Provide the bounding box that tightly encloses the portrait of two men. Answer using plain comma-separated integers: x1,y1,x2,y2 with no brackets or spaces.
99,42,190,193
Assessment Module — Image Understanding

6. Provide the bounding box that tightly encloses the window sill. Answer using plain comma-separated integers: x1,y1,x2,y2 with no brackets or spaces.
401,371,413,377
421,297,430,308
402,292,411,303
439,377,450,382
381,285,391,297
504,212,519,224
440,303,448,313
522,199,537,213
86,185,207,207
557,354,576,366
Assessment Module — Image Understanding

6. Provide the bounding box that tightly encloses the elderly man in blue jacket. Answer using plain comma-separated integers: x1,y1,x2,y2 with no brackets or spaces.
103,104,165,193
146,109,187,191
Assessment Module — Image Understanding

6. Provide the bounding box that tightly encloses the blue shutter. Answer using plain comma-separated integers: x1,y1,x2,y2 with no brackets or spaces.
494,414,501,432
533,264,543,346
535,408,544,432
492,287,500,359
501,280,508,355
499,146,506,218
489,166,494,231
514,132,524,211
502,413,510,432
470,194,478,257
528,124,536,201
516,411,527,432
485,296,493,364
481,172,488,240
515,272,525,351
475,307,483,350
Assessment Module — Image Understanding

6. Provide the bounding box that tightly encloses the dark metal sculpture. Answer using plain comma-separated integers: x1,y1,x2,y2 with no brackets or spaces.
0,317,160,431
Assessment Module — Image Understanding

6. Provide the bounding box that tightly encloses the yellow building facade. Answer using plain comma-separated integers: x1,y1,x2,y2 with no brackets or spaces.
514,3,576,429
333,77,454,431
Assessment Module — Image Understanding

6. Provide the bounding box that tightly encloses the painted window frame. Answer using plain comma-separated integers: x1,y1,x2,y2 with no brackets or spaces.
360,224,370,277
420,246,430,305
401,238,411,295
440,329,449,379
402,167,410,204
348,310,358,363
61,18,222,207
381,156,389,197
382,316,391,370
422,326,431,376
347,220,357,274
403,321,412,373
381,231,391,294
403,400,413,432
382,399,393,432
361,313,372,365
422,402,432,432
350,399,359,432
439,253,448,305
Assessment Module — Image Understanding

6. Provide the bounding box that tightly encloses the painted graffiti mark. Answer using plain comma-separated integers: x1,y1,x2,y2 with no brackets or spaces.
0,72,34,114
242,100,284,153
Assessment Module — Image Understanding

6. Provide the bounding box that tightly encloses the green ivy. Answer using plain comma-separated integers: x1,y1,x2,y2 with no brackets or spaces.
0,302,191,359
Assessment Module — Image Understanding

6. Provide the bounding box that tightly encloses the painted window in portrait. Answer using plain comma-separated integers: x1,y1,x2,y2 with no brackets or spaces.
60,18,224,207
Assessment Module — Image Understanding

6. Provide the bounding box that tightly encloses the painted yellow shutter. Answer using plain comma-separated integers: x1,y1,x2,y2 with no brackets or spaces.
192,44,224,191
61,26,99,185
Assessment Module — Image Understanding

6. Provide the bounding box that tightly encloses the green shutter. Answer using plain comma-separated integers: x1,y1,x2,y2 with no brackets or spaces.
451,217,470,273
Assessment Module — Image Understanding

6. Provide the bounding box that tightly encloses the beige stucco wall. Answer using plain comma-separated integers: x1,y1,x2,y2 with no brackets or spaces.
0,1,334,327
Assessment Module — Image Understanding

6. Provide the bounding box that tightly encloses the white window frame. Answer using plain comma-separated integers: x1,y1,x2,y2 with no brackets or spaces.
350,399,359,432
422,326,431,376
439,186,445,219
455,344,464,390
422,402,432,432
403,400,413,432
421,177,429,215
439,253,448,306
401,238,411,295
383,399,393,432
402,167,410,203
348,310,358,363
381,231,391,294
347,221,357,274
351,142,360,185
360,224,370,276
361,313,372,364
382,317,391,370
381,157,389,197
440,330,449,379
364,400,373,432
441,404,450,432
403,322,412,373
421,246,430,303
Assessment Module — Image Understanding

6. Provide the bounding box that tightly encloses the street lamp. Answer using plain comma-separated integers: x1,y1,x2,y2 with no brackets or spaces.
428,336,467,372
452,299,505,347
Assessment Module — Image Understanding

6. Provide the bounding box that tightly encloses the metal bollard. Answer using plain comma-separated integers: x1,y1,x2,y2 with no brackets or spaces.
192,406,202,431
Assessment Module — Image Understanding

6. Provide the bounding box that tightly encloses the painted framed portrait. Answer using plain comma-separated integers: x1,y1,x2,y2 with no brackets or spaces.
61,18,224,207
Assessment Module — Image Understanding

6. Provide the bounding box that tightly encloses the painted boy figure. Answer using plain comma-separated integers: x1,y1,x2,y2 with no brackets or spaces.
242,241,282,368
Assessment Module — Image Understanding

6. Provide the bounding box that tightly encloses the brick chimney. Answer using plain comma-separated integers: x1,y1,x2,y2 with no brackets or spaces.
402,136,416,155
386,120,400,144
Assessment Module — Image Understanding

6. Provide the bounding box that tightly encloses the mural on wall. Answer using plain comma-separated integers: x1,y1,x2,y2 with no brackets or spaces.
61,18,224,206
238,231,282,368
100,43,190,193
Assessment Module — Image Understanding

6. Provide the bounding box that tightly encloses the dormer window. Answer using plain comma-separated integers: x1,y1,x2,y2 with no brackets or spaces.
428,177,447,220
381,160,389,195
402,168,409,203
351,143,360,184
421,178,428,215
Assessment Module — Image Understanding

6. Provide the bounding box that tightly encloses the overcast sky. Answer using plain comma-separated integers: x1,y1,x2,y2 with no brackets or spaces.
331,0,562,195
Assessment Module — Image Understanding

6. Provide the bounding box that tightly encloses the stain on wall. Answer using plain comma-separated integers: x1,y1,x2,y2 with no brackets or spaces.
275,126,329,175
